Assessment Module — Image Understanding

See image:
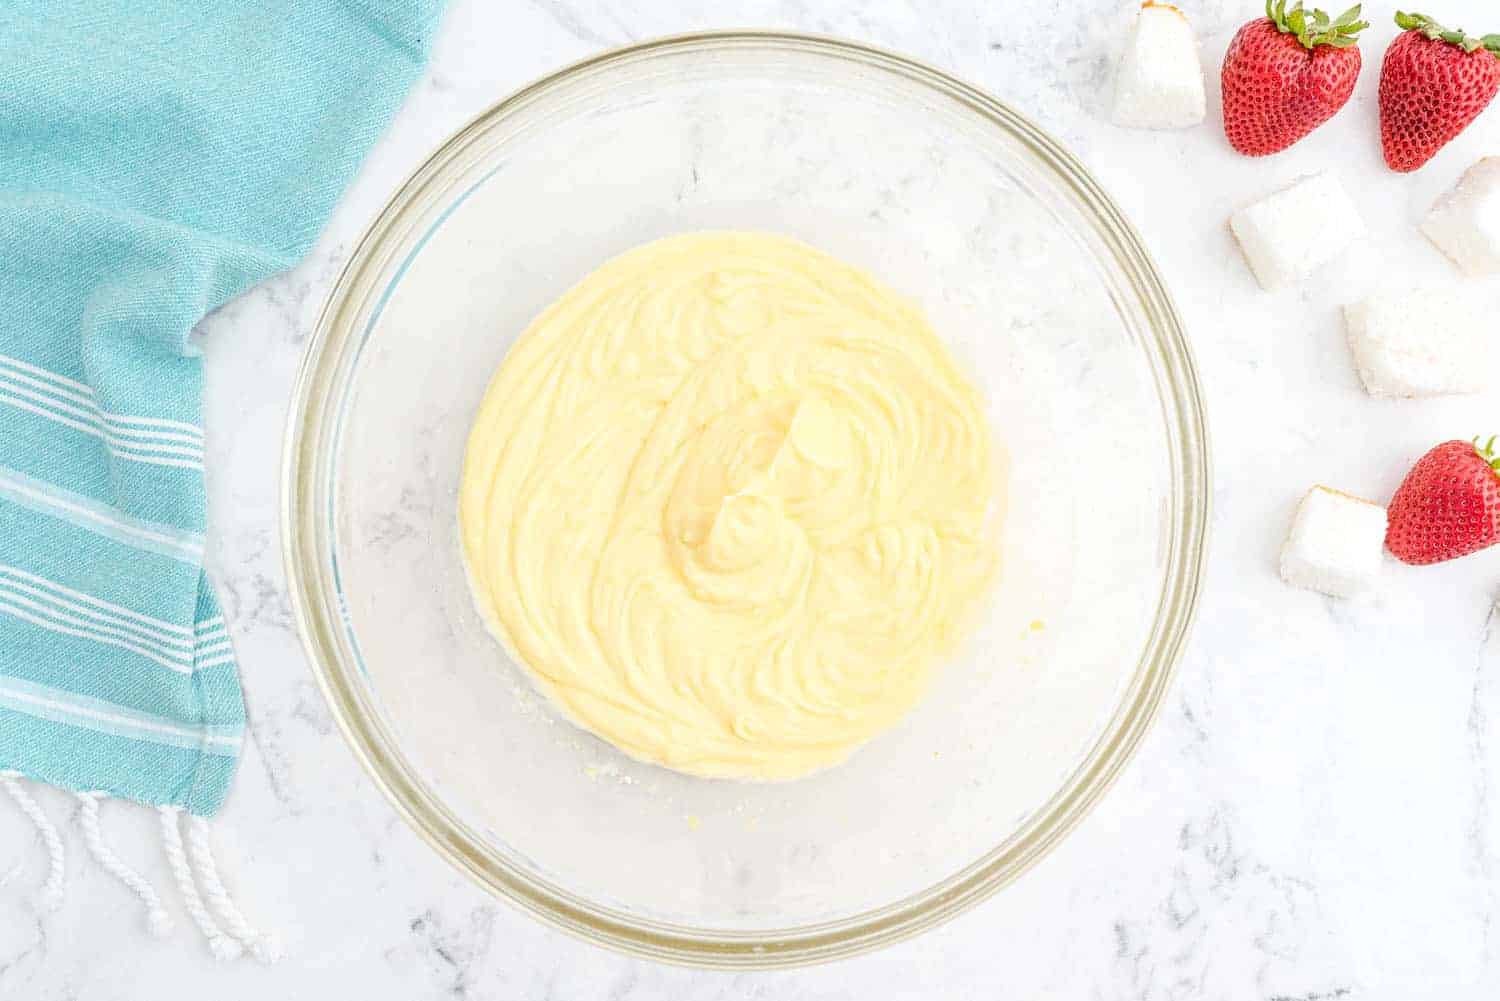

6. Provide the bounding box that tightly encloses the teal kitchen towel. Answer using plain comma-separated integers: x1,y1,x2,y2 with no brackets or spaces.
0,1,443,816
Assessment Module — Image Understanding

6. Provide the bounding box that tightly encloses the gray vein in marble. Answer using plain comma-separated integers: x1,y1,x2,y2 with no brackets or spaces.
289,679,335,737
402,905,499,998
244,716,301,817
218,557,295,634
1106,803,1342,999
1177,698,1212,760
0,916,45,984
526,0,629,47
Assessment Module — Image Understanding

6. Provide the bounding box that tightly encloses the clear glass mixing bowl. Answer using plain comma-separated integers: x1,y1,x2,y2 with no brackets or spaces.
283,32,1209,968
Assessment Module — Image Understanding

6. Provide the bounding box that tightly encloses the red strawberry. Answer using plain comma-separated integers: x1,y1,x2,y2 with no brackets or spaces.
1222,1,1368,157
1379,12,1500,172
1386,438,1500,565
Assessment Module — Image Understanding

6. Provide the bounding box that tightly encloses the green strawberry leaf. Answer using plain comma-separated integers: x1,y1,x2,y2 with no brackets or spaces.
1396,11,1498,53
1276,0,1368,47
1394,11,1430,32
1473,436,1500,472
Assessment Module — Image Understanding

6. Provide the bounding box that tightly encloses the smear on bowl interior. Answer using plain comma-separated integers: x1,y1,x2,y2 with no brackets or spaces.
458,231,1002,780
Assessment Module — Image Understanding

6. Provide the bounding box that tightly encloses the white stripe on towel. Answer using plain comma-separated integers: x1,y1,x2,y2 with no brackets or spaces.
0,355,204,440
0,591,191,665
0,572,234,673
0,566,195,648
0,466,204,563
0,599,192,671
0,373,204,456
0,392,203,471
0,676,242,752
0,566,192,635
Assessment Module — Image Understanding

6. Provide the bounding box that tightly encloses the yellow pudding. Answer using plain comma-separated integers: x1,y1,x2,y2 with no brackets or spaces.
459,232,1000,780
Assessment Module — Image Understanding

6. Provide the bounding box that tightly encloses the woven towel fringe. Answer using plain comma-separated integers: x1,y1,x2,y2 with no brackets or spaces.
157,806,241,960
0,770,64,911
184,813,283,963
10,785,279,962
76,791,172,937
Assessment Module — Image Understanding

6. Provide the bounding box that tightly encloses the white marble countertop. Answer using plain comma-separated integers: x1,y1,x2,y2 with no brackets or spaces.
6,0,1500,997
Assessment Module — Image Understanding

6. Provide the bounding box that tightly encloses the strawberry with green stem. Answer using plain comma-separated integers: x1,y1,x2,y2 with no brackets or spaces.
1386,437,1500,565
1380,12,1500,172
1221,1,1369,157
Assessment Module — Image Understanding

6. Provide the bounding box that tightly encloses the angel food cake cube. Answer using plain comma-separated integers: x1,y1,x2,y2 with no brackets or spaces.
1230,172,1365,289
1422,157,1500,275
1344,282,1491,397
1112,2,1206,130
1279,486,1388,598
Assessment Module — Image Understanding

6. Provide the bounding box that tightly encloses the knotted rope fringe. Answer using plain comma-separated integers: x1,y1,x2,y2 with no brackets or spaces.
185,812,282,963
0,770,64,911
4,784,281,963
76,791,171,937
158,806,241,960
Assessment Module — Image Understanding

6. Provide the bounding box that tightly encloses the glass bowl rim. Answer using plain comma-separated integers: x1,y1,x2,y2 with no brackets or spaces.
280,29,1212,970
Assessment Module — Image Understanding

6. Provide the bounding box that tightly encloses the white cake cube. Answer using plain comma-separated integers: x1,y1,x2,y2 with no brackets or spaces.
1422,157,1500,275
1111,3,1206,130
1279,487,1388,598
1344,282,1491,397
1230,172,1366,289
